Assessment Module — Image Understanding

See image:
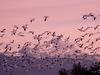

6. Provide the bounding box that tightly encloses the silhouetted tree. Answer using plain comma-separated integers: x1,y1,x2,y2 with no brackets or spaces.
58,68,68,75
70,62,100,75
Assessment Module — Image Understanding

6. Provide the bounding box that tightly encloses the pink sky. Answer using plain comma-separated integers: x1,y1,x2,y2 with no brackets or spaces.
0,0,100,56
0,0,100,34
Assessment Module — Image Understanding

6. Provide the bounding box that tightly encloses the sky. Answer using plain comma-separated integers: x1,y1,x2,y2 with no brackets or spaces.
0,0,100,54
0,0,100,34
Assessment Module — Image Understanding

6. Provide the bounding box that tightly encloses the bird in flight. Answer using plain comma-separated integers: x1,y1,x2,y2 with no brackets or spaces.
89,13,96,20
28,31,34,35
82,15,88,20
82,13,96,20
94,25,99,30
17,44,21,49
77,27,84,32
11,29,17,35
77,26,92,32
95,37,100,42
0,29,6,33
30,18,35,23
44,16,48,22
14,25,19,30
22,24,28,31
52,32,56,37
65,35,70,42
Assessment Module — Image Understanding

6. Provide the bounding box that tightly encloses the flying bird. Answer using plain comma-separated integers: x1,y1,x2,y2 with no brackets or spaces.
82,13,96,20
89,13,94,17
44,16,48,21
78,43,83,48
91,47,100,53
83,26,92,31
17,44,21,49
89,13,96,20
11,29,17,35
74,37,83,43
52,32,56,37
81,33,88,38
88,33,94,37
14,25,19,29
4,44,12,53
28,31,34,35
77,27,84,32
93,17,96,20
0,29,6,33
22,24,28,31
94,25,99,30
65,35,70,42
30,18,35,23
82,15,88,20
77,26,92,32
95,37,100,41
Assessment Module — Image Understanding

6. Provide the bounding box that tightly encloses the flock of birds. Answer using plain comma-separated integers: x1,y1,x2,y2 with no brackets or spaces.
75,25,100,53
82,13,100,20
0,13,100,74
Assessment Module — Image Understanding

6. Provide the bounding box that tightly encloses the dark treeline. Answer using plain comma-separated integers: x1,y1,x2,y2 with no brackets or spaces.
58,62,100,75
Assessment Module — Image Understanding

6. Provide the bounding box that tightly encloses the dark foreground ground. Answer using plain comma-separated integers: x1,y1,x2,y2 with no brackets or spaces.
0,53,100,75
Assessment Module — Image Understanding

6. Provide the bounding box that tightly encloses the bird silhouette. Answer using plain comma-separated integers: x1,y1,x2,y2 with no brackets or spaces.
22,24,28,31
77,26,92,32
65,36,70,42
89,13,95,17
93,17,96,20
82,13,96,20
4,44,12,53
14,25,19,29
83,26,92,31
89,13,96,20
17,44,21,49
74,37,83,43
78,43,84,48
94,25,99,30
52,32,56,37
44,16,48,21
30,18,35,23
77,27,84,32
82,15,88,20
91,47,100,53
11,29,17,35
0,29,6,33
28,31,34,35
81,33,88,38
95,37,100,41
88,33,94,37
